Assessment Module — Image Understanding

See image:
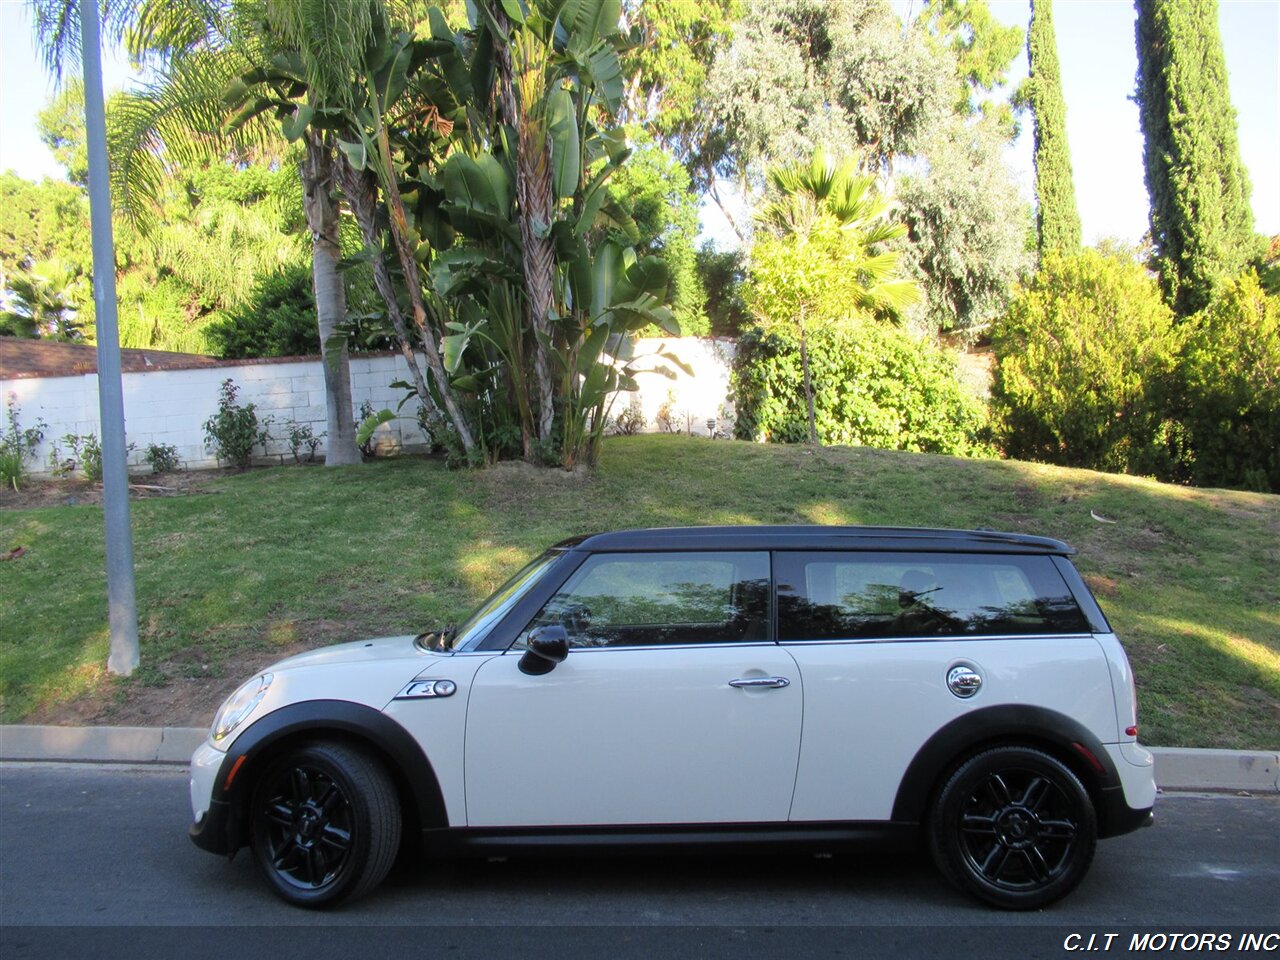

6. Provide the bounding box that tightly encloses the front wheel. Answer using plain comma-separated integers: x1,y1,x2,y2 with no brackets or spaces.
928,746,1097,909
249,742,401,908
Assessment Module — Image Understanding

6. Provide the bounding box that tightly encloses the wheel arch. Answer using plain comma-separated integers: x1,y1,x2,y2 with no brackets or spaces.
212,700,449,851
891,705,1121,831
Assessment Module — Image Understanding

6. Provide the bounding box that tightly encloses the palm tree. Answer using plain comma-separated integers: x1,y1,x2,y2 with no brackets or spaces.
0,259,85,341
752,148,919,444
28,0,365,465
755,148,918,316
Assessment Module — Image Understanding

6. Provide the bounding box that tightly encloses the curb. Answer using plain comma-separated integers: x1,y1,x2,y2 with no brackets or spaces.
0,725,207,764
1148,746,1279,794
1,725,1277,794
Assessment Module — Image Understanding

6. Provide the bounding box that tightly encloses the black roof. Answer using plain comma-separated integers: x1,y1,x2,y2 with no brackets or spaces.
555,525,1075,556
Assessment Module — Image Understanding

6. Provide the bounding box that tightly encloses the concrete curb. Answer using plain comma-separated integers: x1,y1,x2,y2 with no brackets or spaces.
1,725,1277,794
0,725,207,764
1149,747,1279,794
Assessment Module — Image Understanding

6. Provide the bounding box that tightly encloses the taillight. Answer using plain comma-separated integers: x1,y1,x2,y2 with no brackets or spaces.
1125,725,1139,738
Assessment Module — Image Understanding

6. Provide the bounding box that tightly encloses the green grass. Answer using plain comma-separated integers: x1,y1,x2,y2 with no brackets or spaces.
1,435,1277,748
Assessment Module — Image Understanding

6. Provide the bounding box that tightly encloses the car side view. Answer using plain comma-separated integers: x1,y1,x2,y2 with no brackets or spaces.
189,526,1155,909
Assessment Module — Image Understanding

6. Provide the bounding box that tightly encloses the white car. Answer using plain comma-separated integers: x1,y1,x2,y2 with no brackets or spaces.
189,526,1155,909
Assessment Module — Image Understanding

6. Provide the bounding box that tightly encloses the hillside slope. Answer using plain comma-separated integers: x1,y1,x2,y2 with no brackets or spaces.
1,435,1276,748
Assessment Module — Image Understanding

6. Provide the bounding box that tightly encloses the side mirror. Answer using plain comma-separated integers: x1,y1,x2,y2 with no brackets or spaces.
518,625,569,676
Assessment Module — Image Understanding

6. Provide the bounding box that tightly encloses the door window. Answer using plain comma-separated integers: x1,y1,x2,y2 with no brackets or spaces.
518,551,771,647
776,551,1089,641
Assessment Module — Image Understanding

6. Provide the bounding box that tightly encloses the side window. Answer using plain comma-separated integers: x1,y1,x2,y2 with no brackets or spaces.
518,552,771,648
776,552,1089,641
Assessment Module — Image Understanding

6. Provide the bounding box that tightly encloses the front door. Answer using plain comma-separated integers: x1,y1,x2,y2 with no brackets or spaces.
464,551,802,827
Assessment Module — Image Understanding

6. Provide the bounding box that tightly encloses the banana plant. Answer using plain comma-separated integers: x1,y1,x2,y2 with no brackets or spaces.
444,0,681,466
226,9,481,456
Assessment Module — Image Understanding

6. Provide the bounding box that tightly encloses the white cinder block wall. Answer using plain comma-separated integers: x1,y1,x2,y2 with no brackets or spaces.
1,339,735,476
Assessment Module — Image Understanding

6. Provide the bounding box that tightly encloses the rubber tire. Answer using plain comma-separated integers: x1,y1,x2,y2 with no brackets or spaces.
249,742,401,909
928,746,1097,910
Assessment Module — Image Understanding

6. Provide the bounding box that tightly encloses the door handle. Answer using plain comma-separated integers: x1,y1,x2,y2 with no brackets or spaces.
728,676,790,689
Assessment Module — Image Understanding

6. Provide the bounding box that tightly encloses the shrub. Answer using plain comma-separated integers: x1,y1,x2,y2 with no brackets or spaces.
203,266,319,359
991,251,1182,475
203,379,269,468
62,433,103,482
285,422,325,464
144,442,181,474
607,399,647,436
1178,271,1280,492
731,322,990,456
62,433,137,482
1,397,46,491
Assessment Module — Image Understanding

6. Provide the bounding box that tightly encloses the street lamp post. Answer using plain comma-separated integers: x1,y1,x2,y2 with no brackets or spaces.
79,0,139,675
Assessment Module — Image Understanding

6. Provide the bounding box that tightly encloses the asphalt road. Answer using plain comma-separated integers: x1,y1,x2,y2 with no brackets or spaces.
1,763,1277,960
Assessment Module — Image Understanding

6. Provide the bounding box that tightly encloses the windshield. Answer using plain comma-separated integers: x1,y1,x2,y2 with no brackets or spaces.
448,550,561,650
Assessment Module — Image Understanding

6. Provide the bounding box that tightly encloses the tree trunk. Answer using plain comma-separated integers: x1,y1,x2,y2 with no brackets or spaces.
799,304,818,446
709,180,746,244
335,157,436,421
301,133,360,466
510,30,557,443
372,123,477,456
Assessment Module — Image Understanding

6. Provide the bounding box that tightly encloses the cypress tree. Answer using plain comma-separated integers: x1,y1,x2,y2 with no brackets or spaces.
1027,0,1081,256
1134,0,1257,316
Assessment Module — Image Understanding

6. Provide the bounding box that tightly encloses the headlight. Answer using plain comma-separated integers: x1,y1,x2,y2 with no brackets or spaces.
210,673,273,747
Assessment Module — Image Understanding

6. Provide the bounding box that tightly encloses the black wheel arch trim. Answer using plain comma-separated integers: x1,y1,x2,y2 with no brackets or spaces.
205,700,447,852
891,705,1122,828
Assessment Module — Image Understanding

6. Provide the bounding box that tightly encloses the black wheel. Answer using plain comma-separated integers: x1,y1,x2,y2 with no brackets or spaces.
249,742,401,908
928,746,1097,910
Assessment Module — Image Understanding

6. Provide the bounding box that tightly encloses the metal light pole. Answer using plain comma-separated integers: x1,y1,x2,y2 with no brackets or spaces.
80,0,139,675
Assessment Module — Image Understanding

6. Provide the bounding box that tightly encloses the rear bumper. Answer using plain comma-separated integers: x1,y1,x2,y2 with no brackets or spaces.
1097,785,1154,838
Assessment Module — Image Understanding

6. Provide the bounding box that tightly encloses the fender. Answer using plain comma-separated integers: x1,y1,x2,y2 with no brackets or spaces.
890,704,1121,825
211,700,448,848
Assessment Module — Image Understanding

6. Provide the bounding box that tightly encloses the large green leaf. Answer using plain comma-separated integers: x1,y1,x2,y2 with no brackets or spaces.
577,324,610,375
499,0,527,25
547,85,580,199
356,409,396,448
590,241,623,317
373,34,416,108
562,0,621,40
441,332,471,374
442,152,512,214
613,256,670,305
610,295,678,334
583,40,624,115
337,137,370,171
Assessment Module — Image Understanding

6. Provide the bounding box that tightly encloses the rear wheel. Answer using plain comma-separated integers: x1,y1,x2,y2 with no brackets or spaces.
929,746,1096,909
249,742,401,908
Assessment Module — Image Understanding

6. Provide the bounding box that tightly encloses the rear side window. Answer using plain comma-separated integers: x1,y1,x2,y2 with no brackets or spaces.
776,552,1089,641
520,551,771,647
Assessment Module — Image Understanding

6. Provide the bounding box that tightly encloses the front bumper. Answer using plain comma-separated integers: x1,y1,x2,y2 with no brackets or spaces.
189,799,237,855
189,738,237,856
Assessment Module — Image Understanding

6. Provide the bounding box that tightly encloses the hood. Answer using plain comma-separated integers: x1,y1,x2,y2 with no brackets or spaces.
269,635,431,671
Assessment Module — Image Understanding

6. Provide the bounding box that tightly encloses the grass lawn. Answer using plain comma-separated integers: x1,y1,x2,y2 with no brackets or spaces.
1,435,1276,748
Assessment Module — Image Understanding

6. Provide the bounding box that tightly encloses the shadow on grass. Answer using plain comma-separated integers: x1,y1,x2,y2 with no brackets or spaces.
1,436,1276,746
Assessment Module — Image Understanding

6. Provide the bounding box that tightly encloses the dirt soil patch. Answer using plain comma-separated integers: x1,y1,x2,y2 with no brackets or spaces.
0,470,227,510
22,643,314,728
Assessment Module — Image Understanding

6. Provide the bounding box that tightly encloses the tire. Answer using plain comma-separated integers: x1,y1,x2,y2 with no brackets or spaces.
249,742,401,908
928,746,1097,910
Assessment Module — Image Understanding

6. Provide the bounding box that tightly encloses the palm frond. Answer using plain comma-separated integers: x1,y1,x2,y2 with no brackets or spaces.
107,46,264,233
29,0,228,82
264,0,383,108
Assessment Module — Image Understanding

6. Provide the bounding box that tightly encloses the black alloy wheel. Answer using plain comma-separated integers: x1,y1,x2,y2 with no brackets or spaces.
929,746,1097,909
250,742,401,908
